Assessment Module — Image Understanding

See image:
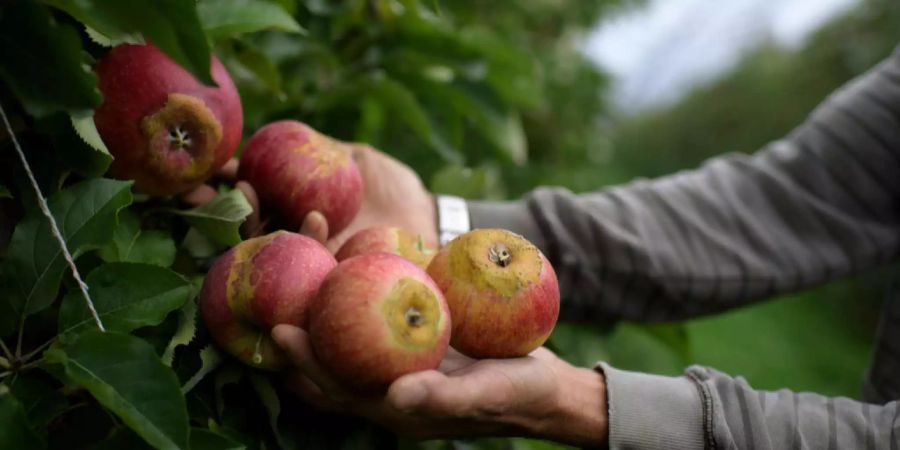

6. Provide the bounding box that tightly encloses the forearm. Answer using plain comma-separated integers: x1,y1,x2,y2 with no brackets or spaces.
469,45,900,322
595,363,900,450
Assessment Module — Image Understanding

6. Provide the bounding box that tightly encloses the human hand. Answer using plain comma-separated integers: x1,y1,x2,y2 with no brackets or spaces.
181,143,437,252
270,324,609,448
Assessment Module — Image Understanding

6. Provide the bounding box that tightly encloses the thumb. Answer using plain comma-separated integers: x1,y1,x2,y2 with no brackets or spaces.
299,211,329,244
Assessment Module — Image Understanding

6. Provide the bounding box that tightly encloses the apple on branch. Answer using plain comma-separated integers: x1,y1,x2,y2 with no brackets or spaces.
95,43,243,196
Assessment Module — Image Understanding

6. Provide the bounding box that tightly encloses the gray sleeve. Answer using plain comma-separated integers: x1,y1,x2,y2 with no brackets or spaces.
468,46,900,322
598,363,900,450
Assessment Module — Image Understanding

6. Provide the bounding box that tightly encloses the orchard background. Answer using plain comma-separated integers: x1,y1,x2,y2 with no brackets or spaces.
1,0,899,449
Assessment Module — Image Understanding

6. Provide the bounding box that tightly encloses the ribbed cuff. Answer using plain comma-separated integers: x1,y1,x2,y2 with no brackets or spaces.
596,362,706,450
466,200,547,253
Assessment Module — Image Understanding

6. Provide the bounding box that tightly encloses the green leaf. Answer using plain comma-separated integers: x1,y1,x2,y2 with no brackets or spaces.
0,385,43,450
181,228,219,259
189,428,246,450
98,210,176,267
198,0,304,41
416,80,527,164
58,263,193,340
70,111,112,159
0,185,11,200
41,0,214,84
161,300,198,367
34,113,113,179
232,43,284,97
368,75,461,164
9,375,68,433
0,179,133,338
44,331,190,450
173,189,251,246
182,345,224,394
213,365,243,417
0,1,100,117
249,374,288,449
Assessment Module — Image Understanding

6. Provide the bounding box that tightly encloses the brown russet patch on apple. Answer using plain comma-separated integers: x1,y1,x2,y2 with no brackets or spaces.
381,277,445,351
141,93,223,179
290,131,349,178
446,229,542,299
224,231,284,324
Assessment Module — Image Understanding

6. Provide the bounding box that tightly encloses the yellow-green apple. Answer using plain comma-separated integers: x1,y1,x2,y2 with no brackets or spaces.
238,121,363,235
95,43,243,196
335,226,436,269
309,253,451,393
200,231,336,370
427,229,559,359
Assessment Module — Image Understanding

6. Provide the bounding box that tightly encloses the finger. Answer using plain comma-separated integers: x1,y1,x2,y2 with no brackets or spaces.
299,211,328,244
235,181,262,238
271,324,350,403
387,370,507,419
216,158,239,181
180,184,218,207
283,369,345,413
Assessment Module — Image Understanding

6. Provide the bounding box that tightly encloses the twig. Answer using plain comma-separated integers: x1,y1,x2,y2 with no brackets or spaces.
21,338,54,363
15,321,24,358
0,103,105,333
0,339,12,361
17,358,43,372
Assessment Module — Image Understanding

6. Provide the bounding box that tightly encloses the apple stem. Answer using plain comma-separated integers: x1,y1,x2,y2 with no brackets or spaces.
405,307,424,327
252,333,264,365
489,244,512,267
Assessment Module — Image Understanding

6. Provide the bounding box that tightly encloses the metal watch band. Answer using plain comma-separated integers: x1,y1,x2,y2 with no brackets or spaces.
436,195,471,246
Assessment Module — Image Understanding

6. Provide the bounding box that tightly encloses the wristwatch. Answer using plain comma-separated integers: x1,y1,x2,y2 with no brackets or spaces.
435,195,471,246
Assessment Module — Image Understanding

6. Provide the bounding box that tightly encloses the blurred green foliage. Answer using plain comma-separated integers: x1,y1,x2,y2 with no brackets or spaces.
1,0,899,448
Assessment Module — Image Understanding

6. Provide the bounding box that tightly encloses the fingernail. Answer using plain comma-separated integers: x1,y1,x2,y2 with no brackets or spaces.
391,383,427,413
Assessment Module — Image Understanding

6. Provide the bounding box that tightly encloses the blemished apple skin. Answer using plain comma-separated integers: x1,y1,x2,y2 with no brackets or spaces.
426,228,560,359
200,231,337,370
95,43,243,196
309,253,451,393
237,120,363,235
335,226,436,270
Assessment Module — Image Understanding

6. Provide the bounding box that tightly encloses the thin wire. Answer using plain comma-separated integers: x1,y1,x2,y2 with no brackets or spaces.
0,104,105,332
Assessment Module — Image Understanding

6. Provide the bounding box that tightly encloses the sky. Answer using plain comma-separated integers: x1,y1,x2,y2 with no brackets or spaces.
583,0,860,111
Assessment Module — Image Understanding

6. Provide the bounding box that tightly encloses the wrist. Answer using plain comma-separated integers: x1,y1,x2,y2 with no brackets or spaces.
434,194,470,246
540,364,608,449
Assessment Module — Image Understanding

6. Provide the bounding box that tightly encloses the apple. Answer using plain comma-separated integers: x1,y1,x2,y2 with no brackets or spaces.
95,43,243,196
426,228,559,359
335,226,436,269
309,253,451,392
200,231,337,370
238,121,363,235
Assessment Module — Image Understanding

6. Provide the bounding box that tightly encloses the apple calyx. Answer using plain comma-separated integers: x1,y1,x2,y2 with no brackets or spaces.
405,307,424,327
141,93,222,179
489,243,512,267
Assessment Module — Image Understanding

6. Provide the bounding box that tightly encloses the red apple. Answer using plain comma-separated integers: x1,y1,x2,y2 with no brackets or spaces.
427,229,559,359
309,253,451,392
238,121,363,235
335,226,436,269
95,43,243,196
200,231,336,370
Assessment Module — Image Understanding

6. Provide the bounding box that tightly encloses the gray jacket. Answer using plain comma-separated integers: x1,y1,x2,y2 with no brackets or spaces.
467,45,900,448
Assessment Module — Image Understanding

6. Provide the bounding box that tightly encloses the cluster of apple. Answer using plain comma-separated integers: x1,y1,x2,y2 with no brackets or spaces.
93,43,560,393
